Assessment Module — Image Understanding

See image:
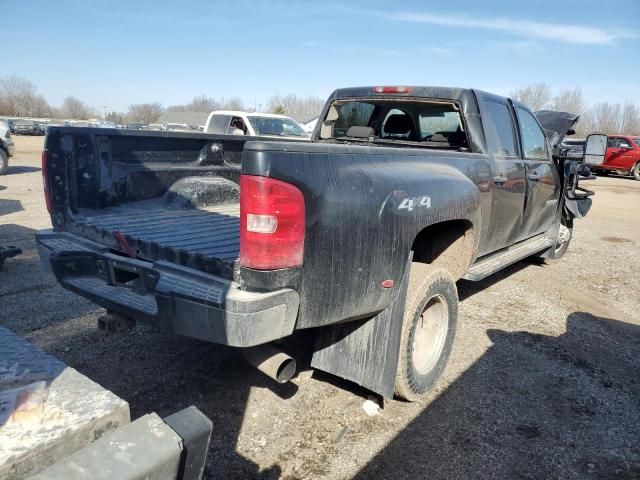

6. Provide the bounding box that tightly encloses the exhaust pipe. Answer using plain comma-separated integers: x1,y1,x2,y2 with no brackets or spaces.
242,344,297,383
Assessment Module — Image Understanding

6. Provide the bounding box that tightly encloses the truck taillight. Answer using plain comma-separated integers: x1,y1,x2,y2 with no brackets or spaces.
42,150,52,214
373,86,413,94
240,175,305,270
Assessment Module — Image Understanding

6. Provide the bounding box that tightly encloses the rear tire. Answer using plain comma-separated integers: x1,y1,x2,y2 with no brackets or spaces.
632,163,640,181
0,149,8,175
596,169,609,176
395,264,458,401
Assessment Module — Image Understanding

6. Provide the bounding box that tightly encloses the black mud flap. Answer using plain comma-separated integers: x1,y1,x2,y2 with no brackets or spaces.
565,197,592,219
311,253,412,398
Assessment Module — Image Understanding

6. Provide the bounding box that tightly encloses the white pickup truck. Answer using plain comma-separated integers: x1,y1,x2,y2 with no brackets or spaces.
203,110,309,139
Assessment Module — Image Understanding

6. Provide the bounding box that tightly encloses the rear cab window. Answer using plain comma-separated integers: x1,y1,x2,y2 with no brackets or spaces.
320,99,469,151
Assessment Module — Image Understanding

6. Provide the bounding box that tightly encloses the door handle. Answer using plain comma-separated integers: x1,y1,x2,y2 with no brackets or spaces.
492,175,508,185
528,172,541,181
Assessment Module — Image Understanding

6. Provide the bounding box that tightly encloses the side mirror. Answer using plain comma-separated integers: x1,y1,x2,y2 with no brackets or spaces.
584,134,607,165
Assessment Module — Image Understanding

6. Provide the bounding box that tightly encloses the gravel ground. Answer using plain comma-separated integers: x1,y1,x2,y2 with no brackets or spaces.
1,135,639,479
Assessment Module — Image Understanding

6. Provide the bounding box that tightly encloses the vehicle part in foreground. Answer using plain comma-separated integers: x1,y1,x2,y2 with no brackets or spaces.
0,326,212,480
31,407,212,480
0,326,129,480
0,246,21,268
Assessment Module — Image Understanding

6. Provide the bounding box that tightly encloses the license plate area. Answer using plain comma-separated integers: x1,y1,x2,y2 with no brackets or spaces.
111,262,140,288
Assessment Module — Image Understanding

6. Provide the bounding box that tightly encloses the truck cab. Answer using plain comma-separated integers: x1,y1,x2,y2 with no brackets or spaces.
204,110,309,139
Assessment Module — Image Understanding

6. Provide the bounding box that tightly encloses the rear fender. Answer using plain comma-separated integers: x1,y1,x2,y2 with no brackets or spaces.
243,145,483,329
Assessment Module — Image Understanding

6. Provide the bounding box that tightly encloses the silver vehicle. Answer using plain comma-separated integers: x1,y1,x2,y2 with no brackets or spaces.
0,120,15,175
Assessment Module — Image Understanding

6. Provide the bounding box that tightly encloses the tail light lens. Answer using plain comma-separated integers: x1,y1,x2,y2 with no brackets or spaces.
240,175,305,270
42,150,53,214
373,86,413,94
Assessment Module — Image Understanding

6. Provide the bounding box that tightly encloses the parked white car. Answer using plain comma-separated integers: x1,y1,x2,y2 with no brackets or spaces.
204,111,309,139
164,123,190,132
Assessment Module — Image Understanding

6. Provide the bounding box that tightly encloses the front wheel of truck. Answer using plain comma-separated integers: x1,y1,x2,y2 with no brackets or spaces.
536,216,573,264
395,264,458,401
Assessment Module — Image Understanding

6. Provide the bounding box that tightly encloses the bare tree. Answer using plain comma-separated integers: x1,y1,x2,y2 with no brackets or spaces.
188,95,219,112
127,102,165,124
61,96,92,119
167,95,220,113
220,97,245,111
590,102,622,134
619,102,640,135
266,94,324,119
32,95,52,117
510,82,552,112
552,87,587,115
573,110,595,138
105,111,125,124
0,75,52,117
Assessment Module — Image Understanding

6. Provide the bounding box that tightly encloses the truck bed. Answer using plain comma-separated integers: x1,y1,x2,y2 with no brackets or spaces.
75,202,240,262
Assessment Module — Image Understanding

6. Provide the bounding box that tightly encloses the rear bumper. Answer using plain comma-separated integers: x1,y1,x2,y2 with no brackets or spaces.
36,230,299,347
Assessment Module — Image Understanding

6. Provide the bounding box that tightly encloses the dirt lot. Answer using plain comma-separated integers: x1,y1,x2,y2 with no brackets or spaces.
1,135,639,479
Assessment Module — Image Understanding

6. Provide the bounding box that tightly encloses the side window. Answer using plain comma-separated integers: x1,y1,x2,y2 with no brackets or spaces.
606,137,617,148
481,100,517,158
208,115,230,134
227,116,247,134
516,108,549,160
617,138,631,148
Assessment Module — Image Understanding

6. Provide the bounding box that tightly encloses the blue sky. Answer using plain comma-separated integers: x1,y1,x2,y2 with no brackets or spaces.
6,0,640,111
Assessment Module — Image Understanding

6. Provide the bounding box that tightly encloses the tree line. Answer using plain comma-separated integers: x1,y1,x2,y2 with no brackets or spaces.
510,82,639,137
0,76,95,120
0,76,325,125
2,75,638,136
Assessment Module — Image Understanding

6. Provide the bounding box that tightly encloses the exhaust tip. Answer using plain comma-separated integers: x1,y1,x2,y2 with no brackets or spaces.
243,344,297,384
275,357,297,383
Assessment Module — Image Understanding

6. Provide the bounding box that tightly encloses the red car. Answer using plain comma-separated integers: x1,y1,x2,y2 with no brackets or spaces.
593,135,640,180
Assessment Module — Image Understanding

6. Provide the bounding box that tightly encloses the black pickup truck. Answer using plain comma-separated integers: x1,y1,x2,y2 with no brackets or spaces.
37,86,605,400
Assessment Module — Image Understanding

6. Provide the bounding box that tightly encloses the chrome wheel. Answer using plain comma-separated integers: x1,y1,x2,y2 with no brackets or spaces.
412,294,449,375
558,223,571,244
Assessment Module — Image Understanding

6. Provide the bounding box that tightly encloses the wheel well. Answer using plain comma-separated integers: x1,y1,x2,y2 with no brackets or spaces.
411,220,476,280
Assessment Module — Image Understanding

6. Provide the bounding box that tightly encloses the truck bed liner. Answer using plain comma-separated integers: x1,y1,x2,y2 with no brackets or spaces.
75,203,240,261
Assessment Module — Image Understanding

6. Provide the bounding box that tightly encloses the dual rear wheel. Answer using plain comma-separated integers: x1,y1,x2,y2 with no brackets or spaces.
394,264,458,401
